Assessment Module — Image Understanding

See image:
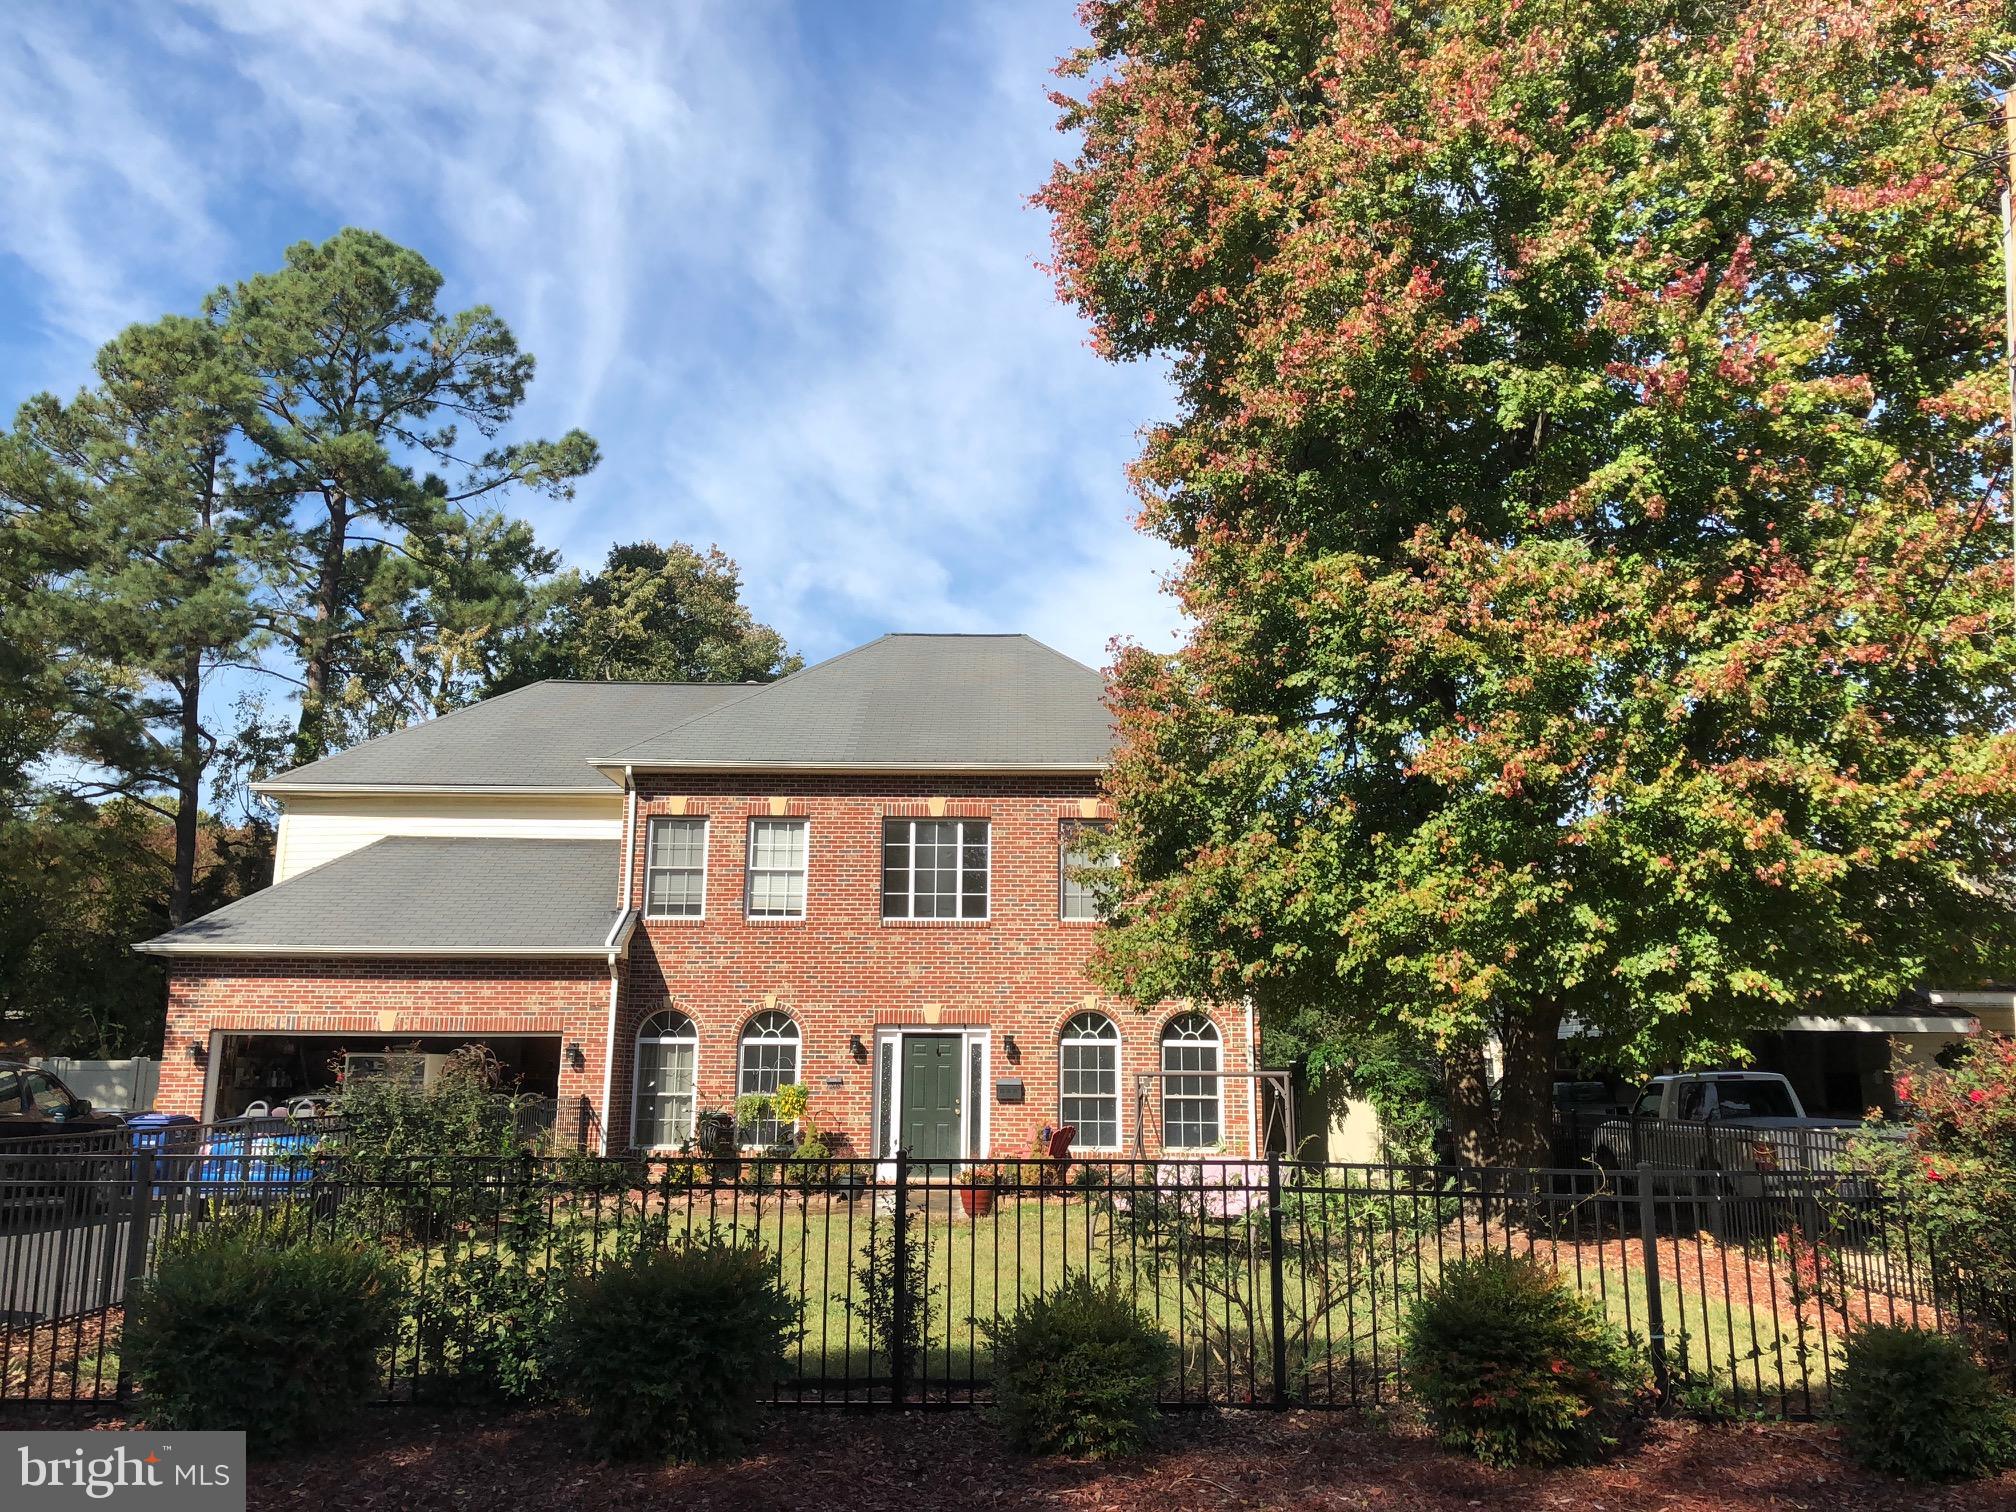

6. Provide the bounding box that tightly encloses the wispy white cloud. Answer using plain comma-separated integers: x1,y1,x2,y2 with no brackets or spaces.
0,15,226,354
0,0,1183,670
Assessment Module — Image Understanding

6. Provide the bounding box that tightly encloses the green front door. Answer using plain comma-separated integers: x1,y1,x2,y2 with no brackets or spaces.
900,1035,962,1162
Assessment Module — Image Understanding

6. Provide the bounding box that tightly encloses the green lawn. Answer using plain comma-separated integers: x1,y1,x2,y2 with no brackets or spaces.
11,1180,1899,1411
381,1181,1876,1410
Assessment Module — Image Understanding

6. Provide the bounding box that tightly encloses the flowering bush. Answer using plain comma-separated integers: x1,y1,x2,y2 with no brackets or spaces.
1108,1160,1263,1219
1864,1033,2016,1302
1402,1251,1650,1467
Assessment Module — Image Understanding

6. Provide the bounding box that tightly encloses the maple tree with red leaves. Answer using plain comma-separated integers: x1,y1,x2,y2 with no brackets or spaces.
1040,0,2016,1164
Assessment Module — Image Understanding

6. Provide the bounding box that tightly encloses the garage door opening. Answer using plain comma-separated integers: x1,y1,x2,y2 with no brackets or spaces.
207,1033,562,1121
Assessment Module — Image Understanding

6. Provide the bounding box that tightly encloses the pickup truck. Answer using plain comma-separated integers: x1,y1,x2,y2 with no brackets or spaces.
1589,1072,1866,1195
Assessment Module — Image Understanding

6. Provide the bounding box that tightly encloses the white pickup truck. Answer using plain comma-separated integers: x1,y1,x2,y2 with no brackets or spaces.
1590,1071,1865,1195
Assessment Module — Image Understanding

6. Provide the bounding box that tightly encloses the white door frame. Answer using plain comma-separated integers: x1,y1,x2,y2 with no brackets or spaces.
870,1024,991,1163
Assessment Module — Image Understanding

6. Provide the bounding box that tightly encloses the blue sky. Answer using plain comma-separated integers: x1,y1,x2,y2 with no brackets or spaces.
1,1,1182,671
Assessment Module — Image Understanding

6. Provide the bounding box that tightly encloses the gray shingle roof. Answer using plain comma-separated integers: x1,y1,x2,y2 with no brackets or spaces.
597,634,1114,770
255,682,752,791
134,837,625,956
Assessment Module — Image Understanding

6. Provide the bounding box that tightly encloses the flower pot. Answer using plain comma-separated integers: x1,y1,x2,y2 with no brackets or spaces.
959,1184,997,1217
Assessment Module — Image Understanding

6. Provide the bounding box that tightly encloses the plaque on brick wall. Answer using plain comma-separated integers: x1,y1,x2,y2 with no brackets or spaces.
995,1078,1025,1103
824,1076,845,1089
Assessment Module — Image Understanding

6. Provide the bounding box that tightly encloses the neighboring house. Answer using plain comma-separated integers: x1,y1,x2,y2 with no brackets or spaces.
136,634,1261,1160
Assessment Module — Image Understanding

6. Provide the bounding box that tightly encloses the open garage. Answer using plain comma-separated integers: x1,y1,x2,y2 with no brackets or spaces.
204,1031,564,1120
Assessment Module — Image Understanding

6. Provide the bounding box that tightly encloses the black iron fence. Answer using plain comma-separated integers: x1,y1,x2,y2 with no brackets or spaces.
2,1147,2006,1418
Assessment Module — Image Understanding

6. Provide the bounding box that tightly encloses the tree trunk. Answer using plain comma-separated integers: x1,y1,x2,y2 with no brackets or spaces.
1447,1042,1495,1167
1443,1009,1563,1168
168,649,201,928
1494,1009,1562,1169
295,492,349,759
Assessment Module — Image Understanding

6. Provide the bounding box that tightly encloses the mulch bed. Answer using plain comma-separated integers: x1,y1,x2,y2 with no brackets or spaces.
7,1404,2014,1510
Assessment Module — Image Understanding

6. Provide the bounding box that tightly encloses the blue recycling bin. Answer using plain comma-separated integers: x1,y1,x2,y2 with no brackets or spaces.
125,1112,201,1193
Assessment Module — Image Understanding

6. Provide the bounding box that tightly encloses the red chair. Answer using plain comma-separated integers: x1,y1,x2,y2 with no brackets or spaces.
1040,1124,1077,1189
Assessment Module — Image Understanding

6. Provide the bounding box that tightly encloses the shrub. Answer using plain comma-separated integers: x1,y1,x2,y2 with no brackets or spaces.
1861,1033,2016,1305
1402,1251,1649,1468
159,1199,321,1257
338,1043,537,1159
840,1218,938,1380
410,1245,572,1403
549,1242,798,1461
1836,1325,2016,1481
983,1276,1174,1457
124,1234,399,1454
787,1137,831,1188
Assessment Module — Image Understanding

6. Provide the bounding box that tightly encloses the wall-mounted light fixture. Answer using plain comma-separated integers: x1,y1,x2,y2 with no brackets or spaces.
1003,1032,1019,1062
187,1042,206,1064
566,1040,585,1070
848,1033,866,1060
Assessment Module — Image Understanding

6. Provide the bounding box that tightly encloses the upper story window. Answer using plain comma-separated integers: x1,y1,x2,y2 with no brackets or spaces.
881,818,989,920
746,818,808,919
1059,820,1113,921
645,816,708,918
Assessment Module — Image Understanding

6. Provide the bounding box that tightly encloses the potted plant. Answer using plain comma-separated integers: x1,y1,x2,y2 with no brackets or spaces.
958,1163,1005,1216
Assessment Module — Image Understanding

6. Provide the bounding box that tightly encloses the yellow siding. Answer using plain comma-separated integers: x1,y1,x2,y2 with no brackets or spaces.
273,792,623,882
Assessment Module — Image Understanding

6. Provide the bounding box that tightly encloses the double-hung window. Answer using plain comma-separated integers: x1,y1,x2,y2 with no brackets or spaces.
633,1011,697,1148
738,1013,800,1148
745,818,808,919
1059,820,1113,921
1161,1014,1222,1149
644,817,707,918
1060,1011,1121,1150
881,818,989,920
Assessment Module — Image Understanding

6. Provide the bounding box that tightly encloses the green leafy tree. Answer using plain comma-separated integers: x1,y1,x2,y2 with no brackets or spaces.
0,801,266,1056
1041,1,2016,1163
209,227,598,761
0,315,270,928
497,540,799,689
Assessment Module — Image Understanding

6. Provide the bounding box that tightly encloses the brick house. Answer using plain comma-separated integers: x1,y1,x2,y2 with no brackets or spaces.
136,635,1261,1160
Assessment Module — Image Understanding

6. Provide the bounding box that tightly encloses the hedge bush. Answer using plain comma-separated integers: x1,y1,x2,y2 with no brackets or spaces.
124,1232,399,1454
1402,1251,1649,1468
549,1242,798,1461
983,1276,1174,1458
1836,1325,2016,1481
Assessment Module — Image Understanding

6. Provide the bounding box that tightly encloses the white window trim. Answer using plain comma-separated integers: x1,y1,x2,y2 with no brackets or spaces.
1058,1013,1124,1152
1160,1015,1224,1152
632,1011,699,1152
736,1012,803,1150
881,817,991,922
870,1025,992,1164
644,815,709,920
744,816,810,921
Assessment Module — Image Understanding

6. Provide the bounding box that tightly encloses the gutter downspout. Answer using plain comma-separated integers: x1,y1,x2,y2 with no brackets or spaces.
598,766,637,1155
1245,997,1259,1157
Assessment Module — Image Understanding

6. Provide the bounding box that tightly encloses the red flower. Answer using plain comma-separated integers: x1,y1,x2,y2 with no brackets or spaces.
1968,1089,1986,1104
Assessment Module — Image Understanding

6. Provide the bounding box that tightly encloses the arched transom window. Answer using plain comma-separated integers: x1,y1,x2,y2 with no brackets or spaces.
1161,1013,1221,1150
737,1011,801,1148
633,1010,697,1149
1059,1011,1121,1150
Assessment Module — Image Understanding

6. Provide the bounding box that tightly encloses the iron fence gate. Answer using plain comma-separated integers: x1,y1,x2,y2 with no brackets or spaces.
2,1145,2006,1416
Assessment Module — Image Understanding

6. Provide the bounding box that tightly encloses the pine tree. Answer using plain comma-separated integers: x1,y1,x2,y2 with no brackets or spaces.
209,228,598,761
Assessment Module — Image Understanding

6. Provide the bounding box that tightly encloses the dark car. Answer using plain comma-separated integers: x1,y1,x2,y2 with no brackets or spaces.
0,1061,127,1142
